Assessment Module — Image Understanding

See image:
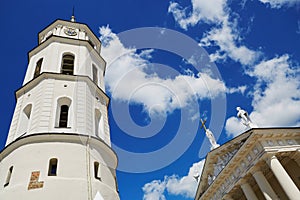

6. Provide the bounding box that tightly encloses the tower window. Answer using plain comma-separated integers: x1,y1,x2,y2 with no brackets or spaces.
4,166,13,187
95,109,102,137
18,104,32,135
94,162,101,180
23,104,32,119
55,97,72,128
34,58,43,78
59,105,69,128
92,64,98,84
48,158,58,176
61,54,74,75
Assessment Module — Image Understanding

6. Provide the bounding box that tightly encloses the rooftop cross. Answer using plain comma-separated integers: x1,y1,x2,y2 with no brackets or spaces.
200,118,208,131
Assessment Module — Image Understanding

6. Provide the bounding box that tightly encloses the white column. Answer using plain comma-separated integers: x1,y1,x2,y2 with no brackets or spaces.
266,155,300,200
240,183,259,200
252,170,279,200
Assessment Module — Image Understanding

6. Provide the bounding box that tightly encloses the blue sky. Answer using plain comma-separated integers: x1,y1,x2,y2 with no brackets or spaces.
0,0,299,200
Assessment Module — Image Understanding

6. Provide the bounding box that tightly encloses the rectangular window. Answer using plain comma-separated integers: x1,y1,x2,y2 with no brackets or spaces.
92,65,98,85
48,158,58,176
59,105,69,128
34,58,43,78
61,54,74,75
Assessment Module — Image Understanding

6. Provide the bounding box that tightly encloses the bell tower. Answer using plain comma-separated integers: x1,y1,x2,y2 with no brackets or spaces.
0,17,120,200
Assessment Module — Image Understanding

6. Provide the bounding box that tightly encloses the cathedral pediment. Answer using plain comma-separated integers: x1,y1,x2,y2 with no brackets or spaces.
196,127,300,199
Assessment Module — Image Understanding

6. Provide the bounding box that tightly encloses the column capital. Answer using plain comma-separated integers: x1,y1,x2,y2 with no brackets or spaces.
250,166,261,175
239,175,252,185
251,169,262,176
222,194,234,200
264,153,277,163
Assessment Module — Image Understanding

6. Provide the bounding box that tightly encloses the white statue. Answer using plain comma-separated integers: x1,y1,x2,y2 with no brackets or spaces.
200,118,220,150
236,107,258,128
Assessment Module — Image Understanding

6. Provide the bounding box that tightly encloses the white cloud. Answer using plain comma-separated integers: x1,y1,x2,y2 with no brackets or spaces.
168,0,259,65
168,0,227,29
99,26,227,116
248,55,300,126
225,55,300,137
225,116,248,137
258,0,300,8
168,1,300,137
166,160,205,197
143,180,166,200
99,25,135,67
226,85,247,94
200,21,259,65
142,159,205,200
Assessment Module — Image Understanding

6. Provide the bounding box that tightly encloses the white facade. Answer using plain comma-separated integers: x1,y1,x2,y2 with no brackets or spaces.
0,19,120,200
195,128,300,200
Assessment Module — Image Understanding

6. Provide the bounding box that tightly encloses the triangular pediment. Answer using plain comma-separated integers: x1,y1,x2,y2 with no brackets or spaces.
196,127,300,199
198,130,251,194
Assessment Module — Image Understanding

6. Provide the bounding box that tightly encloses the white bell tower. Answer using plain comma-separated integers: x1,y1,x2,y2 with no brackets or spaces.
0,17,120,200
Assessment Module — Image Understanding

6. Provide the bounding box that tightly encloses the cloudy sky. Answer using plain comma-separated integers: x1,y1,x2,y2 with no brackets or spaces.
0,0,299,199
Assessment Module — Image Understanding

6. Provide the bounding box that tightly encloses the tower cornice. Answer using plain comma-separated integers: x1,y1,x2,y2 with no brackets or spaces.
15,72,110,106
28,35,107,77
38,19,101,53
0,132,118,169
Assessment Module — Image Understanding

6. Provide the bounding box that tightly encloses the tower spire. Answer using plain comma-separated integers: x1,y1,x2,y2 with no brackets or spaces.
71,6,76,22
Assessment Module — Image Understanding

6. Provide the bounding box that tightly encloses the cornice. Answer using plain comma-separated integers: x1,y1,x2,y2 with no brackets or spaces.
0,133,118,166
15,72,110,107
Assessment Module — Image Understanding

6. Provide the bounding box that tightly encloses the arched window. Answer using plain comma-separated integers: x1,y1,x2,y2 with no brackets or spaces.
92,64,98,84
61,54,74,75
59,105,69,128
4,166,13,187
18,104,32,135
95,109,105,138
34,58,43,78
55,97,72,128
94,162,101,180
48,158,58,176
95,109,101,137
23,104,32,119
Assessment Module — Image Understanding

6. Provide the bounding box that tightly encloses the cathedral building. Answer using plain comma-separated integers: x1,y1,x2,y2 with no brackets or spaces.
0,16,120,200
195,127,300,200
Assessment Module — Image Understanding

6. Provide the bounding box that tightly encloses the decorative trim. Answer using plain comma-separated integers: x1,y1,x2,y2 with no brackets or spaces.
28,171,44,190
64,26,77,36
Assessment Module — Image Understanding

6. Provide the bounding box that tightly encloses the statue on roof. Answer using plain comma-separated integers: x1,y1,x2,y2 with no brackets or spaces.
200,118,220,150
236,107,258,129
